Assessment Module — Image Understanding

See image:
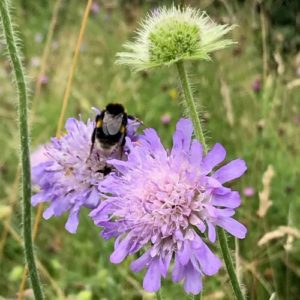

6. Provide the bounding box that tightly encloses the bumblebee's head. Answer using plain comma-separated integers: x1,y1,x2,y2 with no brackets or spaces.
105,103,125,116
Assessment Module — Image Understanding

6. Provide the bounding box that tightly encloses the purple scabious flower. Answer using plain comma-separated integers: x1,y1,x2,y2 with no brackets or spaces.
31,110,139,234
91,118,247,294
243,186,255,198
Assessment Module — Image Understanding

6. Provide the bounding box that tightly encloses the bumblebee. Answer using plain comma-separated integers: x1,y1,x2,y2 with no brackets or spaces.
90,103,136,175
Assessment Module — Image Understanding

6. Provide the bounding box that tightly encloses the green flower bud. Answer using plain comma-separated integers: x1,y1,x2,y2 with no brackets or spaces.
149,20,200,64
117,6,235,71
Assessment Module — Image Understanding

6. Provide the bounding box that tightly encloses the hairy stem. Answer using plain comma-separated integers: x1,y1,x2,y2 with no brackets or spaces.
0,1,44,299
218,228,245,300
156,291,162,300
176,61,207,153
176,60,244,300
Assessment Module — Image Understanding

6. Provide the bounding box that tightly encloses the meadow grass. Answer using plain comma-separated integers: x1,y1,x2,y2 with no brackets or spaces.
1,1,300,299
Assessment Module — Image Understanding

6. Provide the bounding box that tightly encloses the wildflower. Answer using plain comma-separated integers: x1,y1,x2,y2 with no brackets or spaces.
31,110,139,233
243,187,255,198
160,112,171,125
91,118,247,294
91,1,100,15
252,78,261,93
116,6,235,71
38,75,48,86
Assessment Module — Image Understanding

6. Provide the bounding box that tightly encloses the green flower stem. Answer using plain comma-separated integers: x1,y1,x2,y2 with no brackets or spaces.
176,61,207,153
218,228,244,300
176,60,244,300
0,1,44,299
156,291,162,300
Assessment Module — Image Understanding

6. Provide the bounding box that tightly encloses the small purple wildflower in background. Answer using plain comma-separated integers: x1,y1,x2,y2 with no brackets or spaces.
91,118,247,294
252,78,261,93
243,186,255,197
91,1,100,15
38,75,48,86
160,112,171,125
31,110,139,233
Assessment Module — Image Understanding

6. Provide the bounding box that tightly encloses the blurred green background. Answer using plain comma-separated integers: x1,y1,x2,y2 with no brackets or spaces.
1,0,300,299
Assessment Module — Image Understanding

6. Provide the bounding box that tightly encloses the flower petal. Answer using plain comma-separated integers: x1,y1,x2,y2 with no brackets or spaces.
189,140,203,166
207,222,216,243
142,128,166,158
85,188,100,209
212,191,241,208
110,234,132,263
159,253,172,278
31,193,47,206
213,159,247,183
172,118,193,155
201,143,226,174
43,205,54,219
183,262,203,295
172,255,185,282
131,250,151,272
65,207,80,234
194,241,222,276
216,217,247,239
178,241,191,266
143,258,161,292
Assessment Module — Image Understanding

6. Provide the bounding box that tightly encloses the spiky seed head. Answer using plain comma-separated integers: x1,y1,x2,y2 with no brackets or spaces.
148,20,201,64
116,6,236,71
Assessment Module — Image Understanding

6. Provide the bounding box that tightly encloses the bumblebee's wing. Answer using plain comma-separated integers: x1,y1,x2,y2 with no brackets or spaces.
102,113,124,135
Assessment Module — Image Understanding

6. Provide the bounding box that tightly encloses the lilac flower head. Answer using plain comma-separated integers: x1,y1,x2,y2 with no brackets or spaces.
91,1,100,15
31,110,139,233
38,75,48,86
160,112,171,125
252,78,261,93
243,186,255,198
91,118,247,294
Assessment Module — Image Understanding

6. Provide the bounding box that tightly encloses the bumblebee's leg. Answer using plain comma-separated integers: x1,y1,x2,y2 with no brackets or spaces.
119,144,124,160
118,131,127,160
97,166,112,176
87,128,96,161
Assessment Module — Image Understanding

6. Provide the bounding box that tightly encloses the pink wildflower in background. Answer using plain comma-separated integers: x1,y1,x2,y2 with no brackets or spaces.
243,186,255,197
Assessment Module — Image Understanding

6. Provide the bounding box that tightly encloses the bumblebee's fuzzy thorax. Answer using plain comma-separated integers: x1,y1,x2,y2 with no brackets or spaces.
105,103,125,115
89,103,129,172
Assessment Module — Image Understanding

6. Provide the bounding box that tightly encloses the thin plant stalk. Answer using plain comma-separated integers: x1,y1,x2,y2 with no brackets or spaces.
218,228,245,300
0,1,44,299
156,291,162,300
19,0,92,298
176,61,207,153
176,60,244,300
